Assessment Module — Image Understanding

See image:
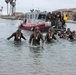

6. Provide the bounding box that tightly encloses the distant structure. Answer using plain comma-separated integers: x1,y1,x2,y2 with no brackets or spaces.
0,6,3,15
5,0,16,15
53,8,76,21
0,9,2,15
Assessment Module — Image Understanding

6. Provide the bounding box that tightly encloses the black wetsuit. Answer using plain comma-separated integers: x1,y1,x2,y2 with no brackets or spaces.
45,33,57,43
51,13,57,26
68,35,76,40
46,13,52,21
7,32,26,41
29,33,44,45
66,31,71,36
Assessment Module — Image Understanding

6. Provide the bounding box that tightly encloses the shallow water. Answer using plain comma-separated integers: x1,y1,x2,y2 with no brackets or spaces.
0,19,76,75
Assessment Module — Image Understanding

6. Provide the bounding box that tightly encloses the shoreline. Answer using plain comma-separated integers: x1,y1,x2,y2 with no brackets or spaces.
0,15,25,20
66,20,76,24
0,15,76,24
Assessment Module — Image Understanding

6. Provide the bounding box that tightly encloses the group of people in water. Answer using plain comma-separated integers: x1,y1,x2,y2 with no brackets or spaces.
7,26,76,47
59,28,76,40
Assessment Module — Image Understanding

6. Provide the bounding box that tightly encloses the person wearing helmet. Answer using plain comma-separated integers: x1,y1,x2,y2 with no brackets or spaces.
29,27,44,47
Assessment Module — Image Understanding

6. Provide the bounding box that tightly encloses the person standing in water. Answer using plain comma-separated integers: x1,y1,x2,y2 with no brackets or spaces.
68,31,76,40
45,28,57,43
7,29,26,41
59,31,67,39
29,27,44,47
66,28,72,36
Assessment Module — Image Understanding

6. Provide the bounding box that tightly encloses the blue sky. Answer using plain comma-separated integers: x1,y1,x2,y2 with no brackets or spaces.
0,0,76,14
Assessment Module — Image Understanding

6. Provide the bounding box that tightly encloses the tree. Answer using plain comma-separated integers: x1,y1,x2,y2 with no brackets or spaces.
5,0,10,15
15,0,16,13
12,2,15,15
1,6,3,10
1,6,3,15
9,0,13,15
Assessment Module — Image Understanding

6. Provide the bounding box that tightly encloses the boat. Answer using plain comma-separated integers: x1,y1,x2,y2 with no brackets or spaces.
19,9,66,32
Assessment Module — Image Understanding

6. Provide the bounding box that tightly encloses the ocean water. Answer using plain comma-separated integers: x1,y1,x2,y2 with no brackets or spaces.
0,19,76,75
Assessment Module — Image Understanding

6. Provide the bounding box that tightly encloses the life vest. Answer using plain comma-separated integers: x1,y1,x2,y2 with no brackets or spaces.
63,14,67,21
